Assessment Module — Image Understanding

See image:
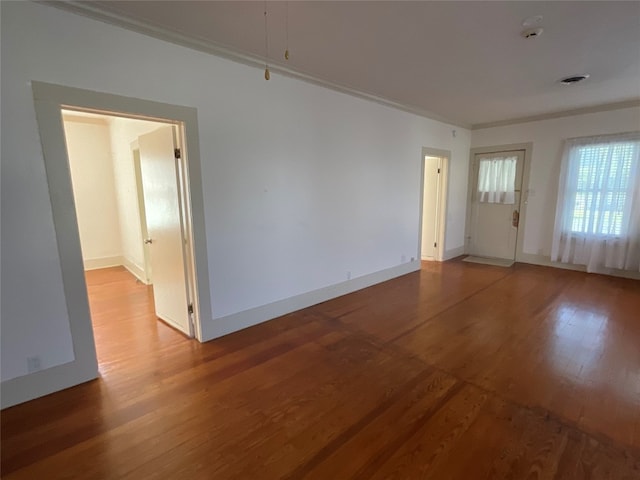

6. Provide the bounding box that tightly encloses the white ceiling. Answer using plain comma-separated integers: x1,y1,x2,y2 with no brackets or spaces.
61,1,640,127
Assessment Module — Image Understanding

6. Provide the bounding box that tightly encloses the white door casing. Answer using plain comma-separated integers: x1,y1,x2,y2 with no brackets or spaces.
138,126,192,336
468,150,525,261
12,81,211,409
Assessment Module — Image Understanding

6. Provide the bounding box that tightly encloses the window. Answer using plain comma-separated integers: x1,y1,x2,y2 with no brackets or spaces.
551,132,640,273
570,142,636,236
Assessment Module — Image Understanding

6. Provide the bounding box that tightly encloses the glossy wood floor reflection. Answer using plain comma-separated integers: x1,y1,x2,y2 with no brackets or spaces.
2,262,639,479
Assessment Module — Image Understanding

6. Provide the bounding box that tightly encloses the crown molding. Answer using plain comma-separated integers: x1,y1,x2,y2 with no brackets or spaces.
39,1,639,131
41,1,471,129
472,99,640,130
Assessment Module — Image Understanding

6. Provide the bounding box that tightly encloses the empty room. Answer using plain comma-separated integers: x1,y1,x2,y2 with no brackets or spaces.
1,1,639,479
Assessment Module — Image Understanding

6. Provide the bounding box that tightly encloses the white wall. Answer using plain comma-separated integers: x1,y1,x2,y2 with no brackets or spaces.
109,117,164,277
471,107,640,259
63,117,123,268
0,2,470,386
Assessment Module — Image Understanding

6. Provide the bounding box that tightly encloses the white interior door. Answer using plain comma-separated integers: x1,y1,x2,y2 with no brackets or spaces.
421,156,441,260
468,150,524,261
132,148,153,284
138,125,192,337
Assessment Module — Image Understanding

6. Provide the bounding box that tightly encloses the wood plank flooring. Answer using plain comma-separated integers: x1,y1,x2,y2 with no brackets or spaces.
2,261,639,479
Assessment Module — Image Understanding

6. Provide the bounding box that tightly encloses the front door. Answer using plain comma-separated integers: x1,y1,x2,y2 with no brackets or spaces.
138,125,192,337
468,150,525,261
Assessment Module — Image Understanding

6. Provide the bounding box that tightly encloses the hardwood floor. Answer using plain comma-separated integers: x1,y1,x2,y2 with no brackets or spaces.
2,261,639,479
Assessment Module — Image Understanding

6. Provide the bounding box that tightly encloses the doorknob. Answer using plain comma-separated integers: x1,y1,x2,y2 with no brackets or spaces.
144,239,153,244
512,210,520,228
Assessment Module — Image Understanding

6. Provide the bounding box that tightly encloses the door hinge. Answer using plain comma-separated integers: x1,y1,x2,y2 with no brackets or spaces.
174,148,182,159
188,303,194,315
437,168,441,173
434,242,437,248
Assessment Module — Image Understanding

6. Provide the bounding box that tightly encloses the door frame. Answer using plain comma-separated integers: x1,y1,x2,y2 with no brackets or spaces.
31,81,212,383
465,142,533,262
418,147,450,262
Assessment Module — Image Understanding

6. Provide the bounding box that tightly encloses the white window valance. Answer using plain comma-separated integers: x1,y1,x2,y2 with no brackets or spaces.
477,156,517,204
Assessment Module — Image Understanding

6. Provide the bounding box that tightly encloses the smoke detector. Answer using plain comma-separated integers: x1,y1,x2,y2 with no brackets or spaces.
521,27,544,39
560,74,590,85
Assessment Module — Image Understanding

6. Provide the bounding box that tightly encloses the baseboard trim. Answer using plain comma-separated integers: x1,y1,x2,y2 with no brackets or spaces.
516,252,640,280
83,256,149,284
201,261,421,342
122,257,149,284
83,255,124,270
1,357,98,409
443,246,465,261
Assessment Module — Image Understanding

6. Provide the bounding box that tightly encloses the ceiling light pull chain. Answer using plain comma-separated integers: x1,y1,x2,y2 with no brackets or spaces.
264,1,270,80
284,1,290,60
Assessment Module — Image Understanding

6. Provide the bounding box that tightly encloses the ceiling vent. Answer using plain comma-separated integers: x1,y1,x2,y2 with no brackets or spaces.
560,74,590,85
522,15,543,28
521,27,544,39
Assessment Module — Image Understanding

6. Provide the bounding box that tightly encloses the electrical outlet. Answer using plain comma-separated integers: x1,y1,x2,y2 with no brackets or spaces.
27,356,42,373
411,257,415,262
347,271,351,280
401,254,406,263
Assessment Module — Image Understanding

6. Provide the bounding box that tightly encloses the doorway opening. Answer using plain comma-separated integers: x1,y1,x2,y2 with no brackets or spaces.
419,148,449,263
61,109,198,367
27,81,212,403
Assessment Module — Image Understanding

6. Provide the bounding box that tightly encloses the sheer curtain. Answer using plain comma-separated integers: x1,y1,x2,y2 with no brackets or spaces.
477,156,517,204
551,132,640,273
